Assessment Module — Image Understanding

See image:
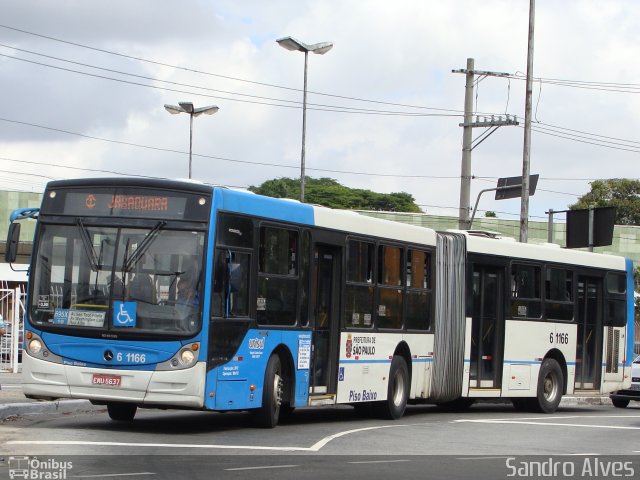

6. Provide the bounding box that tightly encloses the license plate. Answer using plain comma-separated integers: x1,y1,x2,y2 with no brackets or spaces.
92,374,122,387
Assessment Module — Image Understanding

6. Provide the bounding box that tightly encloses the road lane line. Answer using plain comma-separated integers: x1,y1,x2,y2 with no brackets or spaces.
8,423,415,453
7,440,311,452
71,473,156,478
348,460,410,464
455,419,640,430
225,465,299,471
457,456,513,460
308,424,410,451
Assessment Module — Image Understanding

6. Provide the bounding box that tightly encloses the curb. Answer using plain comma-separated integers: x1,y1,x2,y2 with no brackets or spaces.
0,400,105,421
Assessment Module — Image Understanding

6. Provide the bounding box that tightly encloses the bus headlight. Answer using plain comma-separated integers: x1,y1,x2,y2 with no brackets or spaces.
180,349,196,366
28,339,43,355
156,343,200,370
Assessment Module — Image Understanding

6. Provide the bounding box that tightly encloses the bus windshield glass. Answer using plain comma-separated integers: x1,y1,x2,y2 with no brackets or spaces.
30,222,206,338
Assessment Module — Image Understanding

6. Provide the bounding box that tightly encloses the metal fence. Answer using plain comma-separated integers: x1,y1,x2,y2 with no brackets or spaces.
0,282,26,373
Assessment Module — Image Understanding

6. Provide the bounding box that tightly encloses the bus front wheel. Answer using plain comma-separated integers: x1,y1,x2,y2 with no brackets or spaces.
107,402,137,422
533,358,563,413
376,355,409,420
255,354,283,428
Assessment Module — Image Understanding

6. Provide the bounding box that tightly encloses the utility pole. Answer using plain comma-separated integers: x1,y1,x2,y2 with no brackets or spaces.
453,60,517,230
458,58,474,230
520,0,536,242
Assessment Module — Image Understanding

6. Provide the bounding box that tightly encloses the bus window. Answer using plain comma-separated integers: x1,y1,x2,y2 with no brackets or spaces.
510,263,542,319
257,227,298,326
345,240,374,328
545,267,574,321
605,272,627,327
212,249,250,318
377,245,403,329
299,230,311,327
405,249,431,330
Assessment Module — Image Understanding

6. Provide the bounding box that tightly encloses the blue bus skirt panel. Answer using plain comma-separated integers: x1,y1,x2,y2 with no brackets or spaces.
625,258,635,367
204,329,311,411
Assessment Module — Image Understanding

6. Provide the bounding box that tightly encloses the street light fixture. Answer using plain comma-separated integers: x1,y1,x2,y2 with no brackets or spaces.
164,102,219,179
276,36,333,202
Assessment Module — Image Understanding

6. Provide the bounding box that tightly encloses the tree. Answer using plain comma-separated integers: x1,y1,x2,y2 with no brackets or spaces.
248,177,422,213
484,211,497,218
569,179,640,225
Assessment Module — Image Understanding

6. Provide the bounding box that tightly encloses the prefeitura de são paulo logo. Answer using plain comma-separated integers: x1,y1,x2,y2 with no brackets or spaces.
346,333,352,358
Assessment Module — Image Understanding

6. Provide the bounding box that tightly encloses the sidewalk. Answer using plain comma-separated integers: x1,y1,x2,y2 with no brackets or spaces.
0,370,613,421
0,370,103,421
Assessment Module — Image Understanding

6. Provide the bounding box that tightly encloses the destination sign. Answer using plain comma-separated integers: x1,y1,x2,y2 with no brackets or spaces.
42,187,210,222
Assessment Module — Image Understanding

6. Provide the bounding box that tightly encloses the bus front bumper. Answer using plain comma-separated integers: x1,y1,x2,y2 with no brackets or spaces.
22,355,206,408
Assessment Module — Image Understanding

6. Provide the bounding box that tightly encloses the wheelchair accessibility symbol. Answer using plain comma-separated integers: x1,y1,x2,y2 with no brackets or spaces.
113,301,136,327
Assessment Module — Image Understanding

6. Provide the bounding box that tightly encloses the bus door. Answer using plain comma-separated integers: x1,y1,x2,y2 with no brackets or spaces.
310,244,342,396
575,276,603,390
469,265,505,389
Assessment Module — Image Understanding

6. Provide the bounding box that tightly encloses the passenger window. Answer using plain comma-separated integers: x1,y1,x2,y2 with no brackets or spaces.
605,273,627,327
510,263,542,319
405,249,431,330
545,267,574,321
217,214,254,249
377,245,403,329
257,226,298,326
345,240,374,328
211,249,250,318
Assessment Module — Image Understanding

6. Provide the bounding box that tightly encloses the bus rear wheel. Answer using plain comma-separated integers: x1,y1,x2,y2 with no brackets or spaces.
533,358,563,413
255,354,283,428
376,355,409,420
107,402,137,421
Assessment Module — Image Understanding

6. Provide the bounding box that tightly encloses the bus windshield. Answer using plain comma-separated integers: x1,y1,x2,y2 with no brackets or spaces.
30,222,206,338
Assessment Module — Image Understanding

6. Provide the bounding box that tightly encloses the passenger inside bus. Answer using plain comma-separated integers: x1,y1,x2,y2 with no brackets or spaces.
127,257,156,304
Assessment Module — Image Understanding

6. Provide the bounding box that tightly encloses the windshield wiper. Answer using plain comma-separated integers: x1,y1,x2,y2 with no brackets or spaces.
76,218,100,272
123,221,166,273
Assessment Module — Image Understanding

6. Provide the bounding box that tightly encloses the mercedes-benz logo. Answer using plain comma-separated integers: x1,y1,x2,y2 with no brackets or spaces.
104,350,114,361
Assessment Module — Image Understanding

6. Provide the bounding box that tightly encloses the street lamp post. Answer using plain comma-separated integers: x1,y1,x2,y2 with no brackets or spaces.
276,36,333,202
164,102,219,179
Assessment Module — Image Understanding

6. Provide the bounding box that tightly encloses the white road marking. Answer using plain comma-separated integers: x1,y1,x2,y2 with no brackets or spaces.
71,473,156,478
348,460,410,464
7,440,311,452
225,465,299,471
7,424,413,453
457,456,513,460
308,424,410,451
455,419,640,430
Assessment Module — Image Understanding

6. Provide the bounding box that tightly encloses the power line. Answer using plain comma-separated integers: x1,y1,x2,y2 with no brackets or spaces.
0,24,465,115
0,122,459,180
1,51,462,118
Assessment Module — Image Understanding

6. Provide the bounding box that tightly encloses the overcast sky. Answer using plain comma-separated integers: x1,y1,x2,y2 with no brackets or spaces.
1,0,638,223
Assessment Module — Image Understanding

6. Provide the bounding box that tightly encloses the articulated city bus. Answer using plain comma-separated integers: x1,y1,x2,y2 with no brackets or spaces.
5,178,634,427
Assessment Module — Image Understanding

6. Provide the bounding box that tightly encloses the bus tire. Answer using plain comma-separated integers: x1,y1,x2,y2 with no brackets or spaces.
533,358,563,413
377,355,409,420
107,402,137,421
255,354,283,428
612,397,630,408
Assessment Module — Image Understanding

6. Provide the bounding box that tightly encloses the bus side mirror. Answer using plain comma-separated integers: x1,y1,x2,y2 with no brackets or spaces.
5,222,21,263
228,262,242,293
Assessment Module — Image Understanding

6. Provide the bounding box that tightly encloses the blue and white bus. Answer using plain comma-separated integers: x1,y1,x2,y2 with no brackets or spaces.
5,178,635,427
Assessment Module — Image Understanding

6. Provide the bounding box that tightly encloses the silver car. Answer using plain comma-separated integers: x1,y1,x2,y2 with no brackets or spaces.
611,355,640,408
